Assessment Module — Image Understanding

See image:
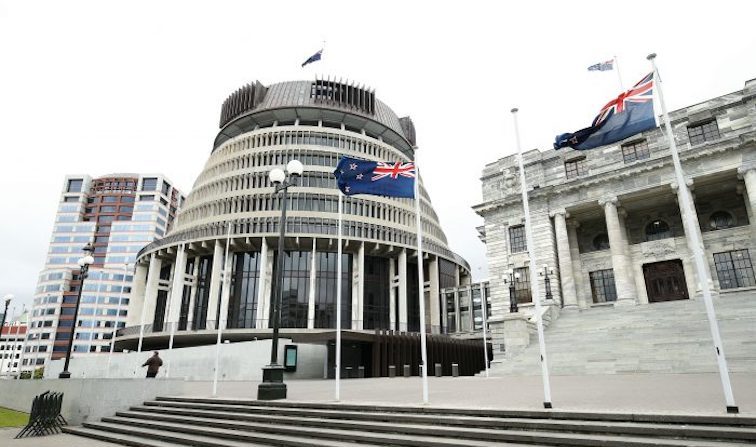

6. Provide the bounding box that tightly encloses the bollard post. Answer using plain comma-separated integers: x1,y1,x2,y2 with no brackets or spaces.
435,363,442,377
403,364,411,378
357,366,365,378
452,363,459,377
389,365,396,378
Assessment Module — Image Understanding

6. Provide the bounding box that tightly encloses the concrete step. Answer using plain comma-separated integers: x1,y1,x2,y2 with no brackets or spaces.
62,426,189,447
130,404,756,442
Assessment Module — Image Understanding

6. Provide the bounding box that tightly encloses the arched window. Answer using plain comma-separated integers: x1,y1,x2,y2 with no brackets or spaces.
645,219,671,241
709,211,734,230
592,233,610,250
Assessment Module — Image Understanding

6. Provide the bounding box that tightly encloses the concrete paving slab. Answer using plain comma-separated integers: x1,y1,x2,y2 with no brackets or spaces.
0,427,122,447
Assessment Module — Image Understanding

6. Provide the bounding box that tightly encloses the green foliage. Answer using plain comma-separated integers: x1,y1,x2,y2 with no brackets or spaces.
19,371,31,379
33,367,44,379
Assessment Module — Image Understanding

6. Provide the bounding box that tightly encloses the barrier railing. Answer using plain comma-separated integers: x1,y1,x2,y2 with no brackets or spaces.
15,391,67,438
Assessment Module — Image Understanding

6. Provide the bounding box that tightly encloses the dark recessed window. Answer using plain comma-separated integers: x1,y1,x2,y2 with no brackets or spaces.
63,196,79,203
513,267,532,304
102,196,118,203
100,206,116,213
161,181,170,195
645,220,671,241
140,195,154,201
621,139,650,163
509,225,527,253
687,120,720,145
67,179,83,193
593,233,610,250
565,157,587,179
589,269,617,303
713,249,755,289
709,211,734,230
141,178,158,191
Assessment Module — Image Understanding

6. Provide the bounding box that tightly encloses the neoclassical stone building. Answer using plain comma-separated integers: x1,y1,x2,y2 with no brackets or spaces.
475,78,756,353
114,78,477,377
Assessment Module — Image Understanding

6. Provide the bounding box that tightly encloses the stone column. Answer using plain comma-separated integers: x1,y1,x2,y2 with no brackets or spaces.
671,181,716,297
352,242,365,330
126,262,149,327
428,256,440,334
142,253,161,329
186,256,200,327
256,238,270,329
567,221,587,307
166,245,187,329
218,246,233,330
307,240,317,329
599,196,637,305
739,165,756,242
398,249,408,332
552,210,578,310
389,255,396,331
205,241,224,327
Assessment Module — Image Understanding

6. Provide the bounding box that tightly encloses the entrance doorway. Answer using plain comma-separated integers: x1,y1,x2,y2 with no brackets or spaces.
643,260,689,303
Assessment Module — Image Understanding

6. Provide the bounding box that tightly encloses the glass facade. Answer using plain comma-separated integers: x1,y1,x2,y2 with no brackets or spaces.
228,252,262,329
272,251,311,328
313,252,352,329
192,256,213,330
363,256,390,330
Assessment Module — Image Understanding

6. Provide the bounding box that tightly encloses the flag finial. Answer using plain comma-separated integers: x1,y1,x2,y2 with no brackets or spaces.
511,107,519,114
647,53,657,61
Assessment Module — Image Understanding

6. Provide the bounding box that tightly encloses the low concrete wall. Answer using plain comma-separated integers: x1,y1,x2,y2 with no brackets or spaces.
44,339,327,381
0,378,188,425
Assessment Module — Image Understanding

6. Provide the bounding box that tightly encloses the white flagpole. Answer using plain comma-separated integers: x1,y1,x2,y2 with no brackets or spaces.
647,53,738,413
511,108,553,408
335,193,343,401
106,263,130,378
413,156,430,405
480,283,490,378
212,222,232,397
613,55,625,91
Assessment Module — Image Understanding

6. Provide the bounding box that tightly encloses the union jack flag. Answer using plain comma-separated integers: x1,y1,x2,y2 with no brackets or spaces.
554,72,656,151
371,162,416,181
593,72,654,126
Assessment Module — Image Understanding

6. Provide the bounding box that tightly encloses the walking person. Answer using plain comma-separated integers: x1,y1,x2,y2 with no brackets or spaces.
142,351,163,378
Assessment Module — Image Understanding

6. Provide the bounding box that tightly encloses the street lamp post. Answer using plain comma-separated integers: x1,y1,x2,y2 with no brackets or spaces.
504,270,520,313
257,160,303,400
59,242,95,379
539,264,555,305
0,295,12,377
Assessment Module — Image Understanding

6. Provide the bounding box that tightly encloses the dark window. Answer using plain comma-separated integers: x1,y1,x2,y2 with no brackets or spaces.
63,196,79,203
509,225,527,253
438,259,457,289
589,269,617,303
152,289,168,332
140,195,154,201
645,219,671,241
593,233,610,250
271,251,311,329
709,211,734,230
141,178,158,191
513,267,532,304
192,256,213,330
407,262,421,331
565,157,587,179
100,206,116,213
363,256,390,330
313,252,352,329
445,292,456,333
713,250,755,289
621,139,650,163
67,179,83,193
161,181,170,195
687,120,720,145
227,252,262,329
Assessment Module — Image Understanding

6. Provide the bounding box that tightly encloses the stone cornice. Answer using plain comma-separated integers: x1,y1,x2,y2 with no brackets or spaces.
474,133,754,216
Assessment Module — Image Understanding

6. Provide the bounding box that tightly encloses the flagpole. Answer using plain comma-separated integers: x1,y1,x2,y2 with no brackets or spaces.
212,222,232,397
335,192,343,401
480,281,490,378
511,108,553,409
647,53,738,414
613,55,625,91
413,154,430,405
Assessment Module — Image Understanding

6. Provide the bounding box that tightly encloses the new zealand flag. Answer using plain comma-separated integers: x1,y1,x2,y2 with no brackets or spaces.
554,73,656,151
333,157,415,198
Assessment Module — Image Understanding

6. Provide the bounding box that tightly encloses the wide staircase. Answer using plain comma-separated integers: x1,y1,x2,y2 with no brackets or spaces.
492,293,756,376
64,397,756,446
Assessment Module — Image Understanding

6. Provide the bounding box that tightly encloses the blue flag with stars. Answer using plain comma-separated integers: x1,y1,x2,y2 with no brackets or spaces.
333,157,415,198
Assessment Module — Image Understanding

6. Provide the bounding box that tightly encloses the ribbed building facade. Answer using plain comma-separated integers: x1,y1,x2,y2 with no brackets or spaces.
27,174,185,373
120,78,471,354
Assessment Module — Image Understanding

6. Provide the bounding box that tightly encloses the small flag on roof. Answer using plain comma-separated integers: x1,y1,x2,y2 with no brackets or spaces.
588,60,614,71
301,49,323,67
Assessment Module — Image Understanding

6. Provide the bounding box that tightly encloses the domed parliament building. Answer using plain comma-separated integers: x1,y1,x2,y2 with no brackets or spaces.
115,78,479,377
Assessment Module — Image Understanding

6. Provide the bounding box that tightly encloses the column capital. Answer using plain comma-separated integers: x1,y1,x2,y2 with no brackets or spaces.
598,195,618,207
566,218,580,229
737,163,756,178
549,208,569,218
670,178,695,193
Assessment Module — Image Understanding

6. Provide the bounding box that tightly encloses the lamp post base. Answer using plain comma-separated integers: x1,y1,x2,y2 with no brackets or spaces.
257,364,287,400
59,371,72,379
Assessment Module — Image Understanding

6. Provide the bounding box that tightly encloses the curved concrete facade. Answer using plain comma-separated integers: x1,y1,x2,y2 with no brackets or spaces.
120,78,470,350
